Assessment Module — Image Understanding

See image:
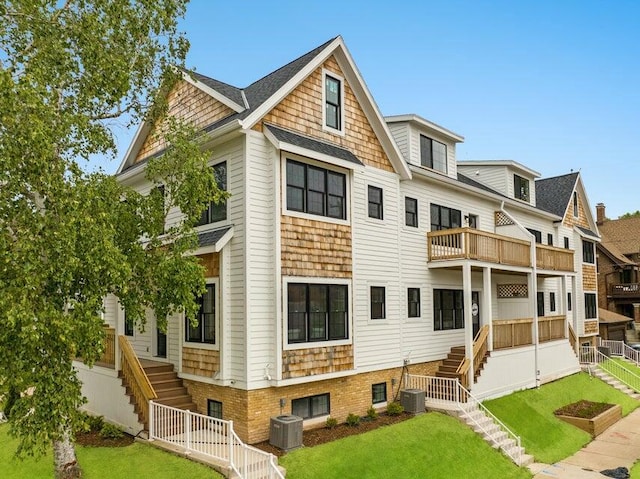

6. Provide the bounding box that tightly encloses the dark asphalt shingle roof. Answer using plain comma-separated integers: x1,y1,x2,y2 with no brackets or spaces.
265,124,362,165
190,72,245,108
198,226,232,248
535,172,579,217
576,225,599,239
457,173,505,197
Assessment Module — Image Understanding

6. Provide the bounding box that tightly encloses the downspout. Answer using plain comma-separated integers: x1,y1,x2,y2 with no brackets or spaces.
499,202,540,389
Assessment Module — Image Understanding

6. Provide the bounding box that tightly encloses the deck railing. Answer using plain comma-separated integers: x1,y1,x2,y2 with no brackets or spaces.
119,335,157,425
98,326,116,368
538,315,566,342
609,283,640,298
149,401,283,479
580,346,640,393
493,318,533,350
535,244,574,271
473,325,490,376
598,339,640,367
404,374,522,465
568,323,577,353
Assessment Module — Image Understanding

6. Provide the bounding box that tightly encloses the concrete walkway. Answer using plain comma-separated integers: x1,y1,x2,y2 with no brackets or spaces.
529,408,640,478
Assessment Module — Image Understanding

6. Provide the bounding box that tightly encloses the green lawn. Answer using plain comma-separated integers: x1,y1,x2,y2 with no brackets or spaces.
0,425,223,479
483,372,640,464
280,412,531,479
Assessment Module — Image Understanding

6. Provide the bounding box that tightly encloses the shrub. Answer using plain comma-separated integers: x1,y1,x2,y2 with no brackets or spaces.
325,417,338,429
99,423,124,439
387,402,404,416
87,414,105,432
345,413,360,427
366,406,378,420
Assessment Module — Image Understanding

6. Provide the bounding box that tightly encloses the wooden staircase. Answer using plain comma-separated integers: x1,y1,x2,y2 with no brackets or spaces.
435,342,490,385
121,360,197,426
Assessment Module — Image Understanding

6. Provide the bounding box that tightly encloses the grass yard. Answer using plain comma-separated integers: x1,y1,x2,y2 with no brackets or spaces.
483,372,640,464
0,424,223,479
280,412,531,479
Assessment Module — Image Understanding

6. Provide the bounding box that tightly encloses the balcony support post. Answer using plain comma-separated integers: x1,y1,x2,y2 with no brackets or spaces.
463,262,474,387
483,266,493,351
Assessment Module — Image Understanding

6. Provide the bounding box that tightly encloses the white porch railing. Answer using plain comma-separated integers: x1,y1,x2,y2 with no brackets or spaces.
598,339,640,366
404,374,522,465
580,346,640,392
149,401,283,479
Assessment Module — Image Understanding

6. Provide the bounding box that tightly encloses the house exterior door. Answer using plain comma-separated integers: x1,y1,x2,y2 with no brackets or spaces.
156,328,167,358
472,291,480,338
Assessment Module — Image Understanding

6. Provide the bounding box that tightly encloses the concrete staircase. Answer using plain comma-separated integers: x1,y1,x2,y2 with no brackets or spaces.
586,365,640,400
458,403,534,467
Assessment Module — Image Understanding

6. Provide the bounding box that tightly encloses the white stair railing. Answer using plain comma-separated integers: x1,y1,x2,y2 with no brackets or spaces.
405,373,522,465
598,339,640,366
580,346,640,392
149,401,283,479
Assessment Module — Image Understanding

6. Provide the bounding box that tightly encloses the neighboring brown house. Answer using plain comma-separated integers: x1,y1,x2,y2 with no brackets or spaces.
596,203,640,332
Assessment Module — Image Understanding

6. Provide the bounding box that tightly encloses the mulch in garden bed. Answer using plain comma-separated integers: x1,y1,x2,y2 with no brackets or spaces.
254,412,413,457
75,430,135,447
554,400,615,419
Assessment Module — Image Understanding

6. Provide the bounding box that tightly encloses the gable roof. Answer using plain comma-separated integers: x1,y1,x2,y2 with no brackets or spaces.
534,172,579,217
598,216,640,255
118,36,411,179
598,238,635,267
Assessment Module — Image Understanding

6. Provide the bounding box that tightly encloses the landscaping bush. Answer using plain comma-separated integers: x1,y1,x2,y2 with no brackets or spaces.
2,387,19,419
387,402,404,416
366,406,378,420
99,423,124,439
325,417,338,429
86,414,105,432
346,413,360,427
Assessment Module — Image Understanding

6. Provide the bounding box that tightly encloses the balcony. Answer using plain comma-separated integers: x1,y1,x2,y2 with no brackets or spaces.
609,283,640,299
427,228,574,272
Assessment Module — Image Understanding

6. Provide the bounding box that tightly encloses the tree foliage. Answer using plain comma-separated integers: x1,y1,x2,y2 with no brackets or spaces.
619,210,640,220
0,0,221,470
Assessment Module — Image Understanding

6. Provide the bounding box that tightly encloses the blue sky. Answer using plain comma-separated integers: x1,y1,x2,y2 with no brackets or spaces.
103,0,640,219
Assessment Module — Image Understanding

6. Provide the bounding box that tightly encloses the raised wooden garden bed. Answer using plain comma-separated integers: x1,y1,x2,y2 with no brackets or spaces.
554,400,622,437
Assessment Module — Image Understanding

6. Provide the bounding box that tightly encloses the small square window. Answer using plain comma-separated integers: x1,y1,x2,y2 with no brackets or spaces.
207,399,222,419
371,286,386,319
372,383,387,404
408,288,420,318
405,197,418,227
368,186,383,220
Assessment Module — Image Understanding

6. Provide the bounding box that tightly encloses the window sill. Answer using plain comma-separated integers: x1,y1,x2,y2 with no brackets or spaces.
284,338,351,351
182,341,219,352
283,209,350,226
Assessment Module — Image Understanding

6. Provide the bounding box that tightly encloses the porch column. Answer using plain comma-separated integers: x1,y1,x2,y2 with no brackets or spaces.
115,299,123,371
571,276,578,335
528,272,540,387
561,275,569,339
483,267,493,351
463,262,474,387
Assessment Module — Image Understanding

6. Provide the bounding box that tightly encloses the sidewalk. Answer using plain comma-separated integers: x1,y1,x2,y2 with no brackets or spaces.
529,408,640,478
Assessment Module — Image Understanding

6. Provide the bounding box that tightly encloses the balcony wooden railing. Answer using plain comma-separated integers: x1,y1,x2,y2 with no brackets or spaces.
493,318,533,350
568,323,577,353
119,335,157,425
427,228,574,273
453,325,490,389
98,326,116,368
536,245,574,272
538,315,566,342
609,283,640,298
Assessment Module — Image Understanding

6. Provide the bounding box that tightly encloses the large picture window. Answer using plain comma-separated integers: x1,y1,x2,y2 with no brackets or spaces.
286,160,346,220
292,393,330,419
430,204,461,231
433,289,464,330
287,283,348,343
196,162,227,226
420,135,447,173
186,284,215,344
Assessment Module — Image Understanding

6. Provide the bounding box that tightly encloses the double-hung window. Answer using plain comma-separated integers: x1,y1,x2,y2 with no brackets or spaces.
197,162,227,226
514,175,530,202
370,286,386,319
186,284,215,344
585,293,597,319
368,186,383,220
324,74,342,131
408,288,420,318
287,283,348,343
405,197,418,227
433,289,464,330
582,240,595,263
286,160,346,220
430,204,461,231
420,135,447,173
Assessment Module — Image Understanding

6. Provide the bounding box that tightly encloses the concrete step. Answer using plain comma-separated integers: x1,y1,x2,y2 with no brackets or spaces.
518,453,535,467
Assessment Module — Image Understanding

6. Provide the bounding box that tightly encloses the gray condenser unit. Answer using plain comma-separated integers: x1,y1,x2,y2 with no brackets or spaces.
400,389,426,414
269,415,303,451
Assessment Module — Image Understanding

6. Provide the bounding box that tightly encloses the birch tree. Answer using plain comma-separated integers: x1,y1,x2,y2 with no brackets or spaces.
0,1,220,477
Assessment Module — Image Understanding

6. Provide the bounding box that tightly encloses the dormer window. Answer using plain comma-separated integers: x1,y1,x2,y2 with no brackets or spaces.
420,135,447,174
323,71,343,133
514,174,530,202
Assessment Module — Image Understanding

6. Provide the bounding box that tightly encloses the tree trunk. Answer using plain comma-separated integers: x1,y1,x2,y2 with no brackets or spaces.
53,430,81,479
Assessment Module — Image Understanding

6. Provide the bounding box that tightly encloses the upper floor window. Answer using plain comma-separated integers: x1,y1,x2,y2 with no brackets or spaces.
368,186,383,220
287,283,348,343
407,288,420,318
585,293,597,319
582,240,595,264
514,174,530,202
527,228,542,244
467,214,478,229
405,197,418,227
197,162,227,226
420,135,447,173
286,160,346,220
186,283,215,344
573,192,579,217
550,292,556,312
324,73,342,132
430,204,461,231
547,233,553,246
433,289,464,331
564,236,570,249
370,286,386,319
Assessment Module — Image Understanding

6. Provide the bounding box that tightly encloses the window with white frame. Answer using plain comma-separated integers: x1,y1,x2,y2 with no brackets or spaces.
286,159,346,220
368,186,383,220
196,162,227,226
420,135,447,173
514,174,530,202
287,283,348,344
405,197,418,227
430,204,461,231
433,289,464,330
370,286,386,319
583,240,595,263
407,288,420,318
186,283,216,344
585,293,597,319
324,73,342,132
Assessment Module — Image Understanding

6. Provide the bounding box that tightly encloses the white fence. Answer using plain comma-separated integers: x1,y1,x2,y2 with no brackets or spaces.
149,401,283,479
404,374,522,465
599,339,640,366
580,345,640,393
